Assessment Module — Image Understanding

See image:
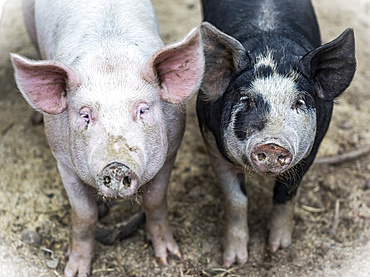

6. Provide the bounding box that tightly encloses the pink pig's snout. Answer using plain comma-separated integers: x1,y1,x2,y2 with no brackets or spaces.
250,143,292,175
97,162,139,198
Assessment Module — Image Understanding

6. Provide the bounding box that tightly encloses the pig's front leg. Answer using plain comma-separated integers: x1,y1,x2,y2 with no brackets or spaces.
268,181,297,253
142,154,180,265
208,151,248,267
58,162,98,277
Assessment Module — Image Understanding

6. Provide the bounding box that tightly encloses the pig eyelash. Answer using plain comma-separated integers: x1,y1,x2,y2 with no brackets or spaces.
294,99,306,113
240,95,250,102
79,107,91,124
81,114,90,123
140,106,149,115
137,103,150,120
239,95,256,110
240,95,255,107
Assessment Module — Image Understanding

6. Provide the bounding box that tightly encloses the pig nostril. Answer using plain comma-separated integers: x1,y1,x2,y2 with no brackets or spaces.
278,155,287,166
257,153,266,161
103,176,111,185
251,143,292,173
122,176,131,188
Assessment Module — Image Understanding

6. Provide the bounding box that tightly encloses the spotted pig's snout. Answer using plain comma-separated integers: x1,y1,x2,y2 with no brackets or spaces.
250,143,292,174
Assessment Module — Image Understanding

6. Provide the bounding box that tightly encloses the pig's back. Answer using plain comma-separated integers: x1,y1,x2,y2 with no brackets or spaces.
202,0,321,49
34,0,163,63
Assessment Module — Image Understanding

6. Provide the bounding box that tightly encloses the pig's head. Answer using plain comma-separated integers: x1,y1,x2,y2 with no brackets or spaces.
11,27,203,198
199,22,356,175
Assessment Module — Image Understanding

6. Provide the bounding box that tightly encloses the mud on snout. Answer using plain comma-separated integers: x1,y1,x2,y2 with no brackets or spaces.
97,162,140,198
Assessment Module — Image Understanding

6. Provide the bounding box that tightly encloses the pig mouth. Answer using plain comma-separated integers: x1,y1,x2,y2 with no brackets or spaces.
97,162,139,198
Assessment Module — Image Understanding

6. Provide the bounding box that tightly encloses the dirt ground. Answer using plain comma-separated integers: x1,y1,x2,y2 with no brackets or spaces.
0,0,369,276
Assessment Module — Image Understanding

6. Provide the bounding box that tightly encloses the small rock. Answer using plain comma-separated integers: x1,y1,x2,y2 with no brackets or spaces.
201,241,211,254
21,229,41,246
186,0,196,9
339,121,353,130
187,3,195,9
46,259,59,269
365,179,370,190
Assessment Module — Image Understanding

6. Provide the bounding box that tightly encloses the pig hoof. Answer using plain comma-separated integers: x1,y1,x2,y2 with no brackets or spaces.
223,241,248,267
146,220,181,265
223,252,248,268
152,243,181,265
173,248,182,260
268,229,292,253
156,248,182,265
64,257,91,277
269,243,280,253
64,246,93,277
222,230,248,267
223,258,248,268
268,240,291,253
156,256,168,265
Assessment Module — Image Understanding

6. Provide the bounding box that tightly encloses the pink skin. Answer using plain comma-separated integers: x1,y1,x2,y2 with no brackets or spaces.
142,154,182,264
268,199,295,253
250,143,293,174
11,3,204,274
57,163,97,277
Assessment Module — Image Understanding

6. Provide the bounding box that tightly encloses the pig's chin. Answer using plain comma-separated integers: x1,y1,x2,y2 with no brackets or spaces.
249,164,291,177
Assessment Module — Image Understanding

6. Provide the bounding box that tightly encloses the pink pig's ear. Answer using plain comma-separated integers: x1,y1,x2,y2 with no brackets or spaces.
144,27,204,104
11,54,81,115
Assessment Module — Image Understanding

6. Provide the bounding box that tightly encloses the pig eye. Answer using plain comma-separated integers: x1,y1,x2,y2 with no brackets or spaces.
240,95,254,109
240,95,250,102
295,99,306,113
79,107,91,124
137,103,150,120
140,106,149,115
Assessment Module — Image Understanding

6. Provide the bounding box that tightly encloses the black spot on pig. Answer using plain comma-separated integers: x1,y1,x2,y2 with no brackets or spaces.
234,92,270,140
254,64,275,78
237,172,247,196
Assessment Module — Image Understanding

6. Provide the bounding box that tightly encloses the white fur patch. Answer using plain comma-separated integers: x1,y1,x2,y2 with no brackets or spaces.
257,0,279,32
253,52,300,105
255,50,277,71
251,73,299,108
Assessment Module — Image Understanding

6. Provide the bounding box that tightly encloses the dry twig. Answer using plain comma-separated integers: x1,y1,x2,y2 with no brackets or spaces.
329,200,340,236
314,145,370,165
300,204,325,213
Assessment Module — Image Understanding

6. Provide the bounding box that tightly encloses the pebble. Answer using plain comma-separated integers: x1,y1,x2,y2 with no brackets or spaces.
21,229,41,246
46,259,59,269
201,241,211,253
186,0,196,9
365,179,370,190
339,121,353,130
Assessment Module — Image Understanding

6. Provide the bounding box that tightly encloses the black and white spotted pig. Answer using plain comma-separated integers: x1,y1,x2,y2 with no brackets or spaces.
197,0,356,267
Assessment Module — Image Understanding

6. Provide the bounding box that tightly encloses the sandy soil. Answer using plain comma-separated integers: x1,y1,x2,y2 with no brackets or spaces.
0,0,369,276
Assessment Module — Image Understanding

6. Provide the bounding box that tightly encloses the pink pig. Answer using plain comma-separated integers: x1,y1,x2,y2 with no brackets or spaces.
11,0,204,276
